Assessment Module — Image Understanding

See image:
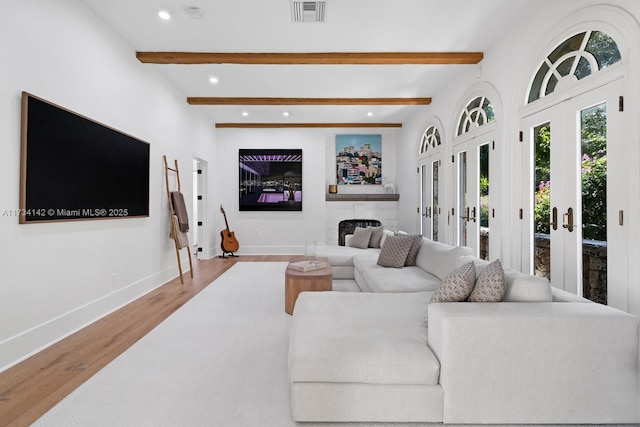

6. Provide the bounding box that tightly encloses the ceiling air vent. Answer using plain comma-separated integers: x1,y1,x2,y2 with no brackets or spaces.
291,1,326,23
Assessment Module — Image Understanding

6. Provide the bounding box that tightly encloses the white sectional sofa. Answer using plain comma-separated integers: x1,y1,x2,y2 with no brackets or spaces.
289,234,640,424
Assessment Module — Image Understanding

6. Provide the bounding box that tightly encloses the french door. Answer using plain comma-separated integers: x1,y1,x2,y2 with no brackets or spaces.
454,139,492,259
522,80,626,305
420,156,442,241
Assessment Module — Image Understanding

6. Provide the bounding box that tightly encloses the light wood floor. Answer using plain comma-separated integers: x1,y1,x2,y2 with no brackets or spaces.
0,255,296,427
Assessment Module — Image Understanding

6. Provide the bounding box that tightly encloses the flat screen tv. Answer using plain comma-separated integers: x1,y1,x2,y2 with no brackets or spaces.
239,149,302,211
19,92,150,223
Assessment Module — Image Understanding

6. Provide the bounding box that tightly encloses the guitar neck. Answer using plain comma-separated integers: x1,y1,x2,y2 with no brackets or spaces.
222,211,230,231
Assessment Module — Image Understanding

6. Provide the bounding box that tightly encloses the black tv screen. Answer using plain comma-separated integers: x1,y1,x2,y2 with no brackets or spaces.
19,92,150,223
239,149,302,211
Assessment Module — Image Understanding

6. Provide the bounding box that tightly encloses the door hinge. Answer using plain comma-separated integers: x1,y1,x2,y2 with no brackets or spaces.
451,155,455,163
197,247,203,252
417,167,419,173
492,209,495,218
438,159,441,166
492,140,495,150
619,96,624,112
519,208,523,219
417,207,420,214
197,169,202,174
619,210,624,226
519,131,523,142
197,221,203,226
197,195,203,200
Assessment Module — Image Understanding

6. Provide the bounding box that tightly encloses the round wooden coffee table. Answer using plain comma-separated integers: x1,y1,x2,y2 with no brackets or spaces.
285,257,332,315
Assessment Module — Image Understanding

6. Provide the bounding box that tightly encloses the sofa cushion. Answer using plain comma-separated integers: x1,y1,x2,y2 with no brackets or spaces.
289,291,440,386
468,259,506,302
368,226,384,248
431,262,476,302
377,235,413,268
456,255,552,302
416,239,474,281
349,227,372,249
315,244,380,267
355,255,442,293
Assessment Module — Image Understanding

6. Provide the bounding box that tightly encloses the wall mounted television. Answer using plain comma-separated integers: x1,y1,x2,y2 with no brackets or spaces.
239,149,302,211
19,92,150,223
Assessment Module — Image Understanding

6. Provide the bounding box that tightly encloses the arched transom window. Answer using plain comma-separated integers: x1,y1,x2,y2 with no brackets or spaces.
527,30,621,103
419,125,441,154
456,96,495,137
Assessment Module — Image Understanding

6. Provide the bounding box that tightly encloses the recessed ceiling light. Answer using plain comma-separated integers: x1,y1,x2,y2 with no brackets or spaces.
367,112,373,117
209,76,219,84
283,111,290,117
185,6,206,19
158,10,171,20
242,111,249,117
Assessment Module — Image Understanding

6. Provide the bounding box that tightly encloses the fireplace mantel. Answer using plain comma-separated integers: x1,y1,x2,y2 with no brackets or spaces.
325,194,399,202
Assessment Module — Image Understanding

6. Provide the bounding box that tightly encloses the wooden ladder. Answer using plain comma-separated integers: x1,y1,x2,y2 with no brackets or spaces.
163,155,193,284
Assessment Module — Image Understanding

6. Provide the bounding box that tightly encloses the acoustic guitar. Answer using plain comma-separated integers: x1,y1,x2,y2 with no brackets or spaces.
220,205,240,254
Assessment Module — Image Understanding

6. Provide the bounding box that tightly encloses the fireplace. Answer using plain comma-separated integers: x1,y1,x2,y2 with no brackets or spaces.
338,219,381,246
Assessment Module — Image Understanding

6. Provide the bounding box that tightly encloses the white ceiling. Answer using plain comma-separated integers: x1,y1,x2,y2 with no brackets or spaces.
79,0,556,125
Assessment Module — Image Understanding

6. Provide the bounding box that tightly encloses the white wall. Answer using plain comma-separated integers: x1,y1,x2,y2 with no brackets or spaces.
0,0,217,371
215,127,399,251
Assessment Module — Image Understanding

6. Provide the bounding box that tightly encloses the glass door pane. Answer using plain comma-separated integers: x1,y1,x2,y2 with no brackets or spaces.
580,102,607,304
479,143,490,260
421,164,430,238
458,151,468,246
432,159,439,242
534,123,552,279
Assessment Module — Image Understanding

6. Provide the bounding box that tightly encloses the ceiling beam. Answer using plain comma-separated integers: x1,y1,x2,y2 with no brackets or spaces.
215,123,402,128
137,52,483,65
188,97,431,106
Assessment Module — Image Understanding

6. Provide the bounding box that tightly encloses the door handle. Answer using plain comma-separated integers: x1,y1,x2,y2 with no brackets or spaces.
550,207,558,230
562,207,574,232
462,207,470,222
470,207,476,223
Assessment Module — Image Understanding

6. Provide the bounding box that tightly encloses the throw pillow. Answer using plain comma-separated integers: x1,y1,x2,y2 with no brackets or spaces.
377,235,413,268
348,227,372,249
430,262,476,302
468,259,506,302
368,226,384,248
379,229,395,247
404,235,424,266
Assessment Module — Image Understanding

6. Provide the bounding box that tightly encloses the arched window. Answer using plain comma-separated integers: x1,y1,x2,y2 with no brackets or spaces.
456,96,495,136
418,125,441,155
527,30,621,103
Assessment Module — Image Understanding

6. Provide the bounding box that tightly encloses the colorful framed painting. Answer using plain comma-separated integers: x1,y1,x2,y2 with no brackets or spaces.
336,134,382,185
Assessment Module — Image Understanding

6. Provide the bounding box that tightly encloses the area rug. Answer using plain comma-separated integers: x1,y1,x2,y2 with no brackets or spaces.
34,263,631,427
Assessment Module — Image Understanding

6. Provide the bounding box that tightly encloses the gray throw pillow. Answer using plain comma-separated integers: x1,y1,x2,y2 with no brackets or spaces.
368,226,384,248
377,235,413,268
430,262,476,302
404,235,424,266
349,227,372,249
468,259,506,302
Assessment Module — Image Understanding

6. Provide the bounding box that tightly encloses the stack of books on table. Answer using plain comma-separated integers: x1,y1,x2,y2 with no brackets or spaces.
288,259,327,272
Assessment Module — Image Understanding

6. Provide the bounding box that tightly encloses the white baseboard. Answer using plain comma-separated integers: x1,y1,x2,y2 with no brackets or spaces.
222,245,304,255
0,261,190,373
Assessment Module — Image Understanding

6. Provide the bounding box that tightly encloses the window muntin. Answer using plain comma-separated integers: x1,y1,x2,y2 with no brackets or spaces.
419,125,441,154
528,31,621,103
456,96,495,137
